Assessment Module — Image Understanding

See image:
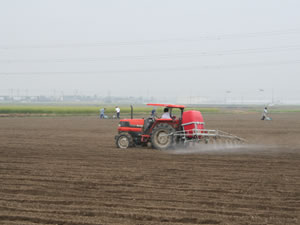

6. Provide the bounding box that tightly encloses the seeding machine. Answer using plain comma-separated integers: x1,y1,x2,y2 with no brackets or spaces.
115,104,246,150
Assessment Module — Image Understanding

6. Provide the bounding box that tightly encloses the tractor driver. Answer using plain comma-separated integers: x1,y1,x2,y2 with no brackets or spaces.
161,108,171,119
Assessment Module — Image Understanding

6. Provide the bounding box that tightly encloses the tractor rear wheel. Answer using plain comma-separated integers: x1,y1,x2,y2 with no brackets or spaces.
151,123,175,150
116,132,133,149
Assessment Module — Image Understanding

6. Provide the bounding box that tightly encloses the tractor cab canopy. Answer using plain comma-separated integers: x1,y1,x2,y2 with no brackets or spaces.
147,103,185,120
147,103,185,109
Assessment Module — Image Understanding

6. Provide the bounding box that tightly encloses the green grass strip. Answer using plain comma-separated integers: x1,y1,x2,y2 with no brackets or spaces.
0,105,220,115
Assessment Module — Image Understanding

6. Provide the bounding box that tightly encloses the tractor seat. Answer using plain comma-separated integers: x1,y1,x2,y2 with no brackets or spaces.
143,117,154,133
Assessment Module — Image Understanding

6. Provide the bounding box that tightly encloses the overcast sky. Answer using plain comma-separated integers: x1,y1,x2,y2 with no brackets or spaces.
0,0,300,101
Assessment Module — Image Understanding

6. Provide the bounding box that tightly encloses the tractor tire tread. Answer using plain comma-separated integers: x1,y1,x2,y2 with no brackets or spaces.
151,123,175,150
116,132,133,149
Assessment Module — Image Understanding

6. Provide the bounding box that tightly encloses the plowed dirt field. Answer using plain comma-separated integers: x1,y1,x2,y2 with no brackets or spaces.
0,113,299,225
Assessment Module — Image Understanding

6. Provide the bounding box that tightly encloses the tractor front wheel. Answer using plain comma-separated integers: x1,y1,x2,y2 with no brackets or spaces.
116,132,133,149
151,124,175,150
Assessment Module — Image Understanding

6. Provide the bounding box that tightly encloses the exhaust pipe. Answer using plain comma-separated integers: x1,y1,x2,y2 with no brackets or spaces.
131,105,133,119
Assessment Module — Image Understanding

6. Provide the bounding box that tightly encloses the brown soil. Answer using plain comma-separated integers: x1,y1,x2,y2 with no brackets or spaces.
0,113,299,225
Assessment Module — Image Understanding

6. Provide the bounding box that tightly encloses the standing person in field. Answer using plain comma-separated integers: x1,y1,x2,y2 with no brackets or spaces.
151,108,156,117
261,107,268,120
115,106,120,119
100,108,106,119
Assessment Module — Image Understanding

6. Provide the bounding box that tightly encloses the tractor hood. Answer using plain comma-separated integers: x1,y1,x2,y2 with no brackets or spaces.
118,119,144,133
119,119,144,127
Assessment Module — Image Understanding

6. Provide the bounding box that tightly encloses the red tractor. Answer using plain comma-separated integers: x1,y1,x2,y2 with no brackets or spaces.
115,103,245,150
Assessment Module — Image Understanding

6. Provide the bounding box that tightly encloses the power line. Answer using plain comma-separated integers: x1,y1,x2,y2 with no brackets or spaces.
1,28,300,50
0,60,299,75
1,45,300,63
